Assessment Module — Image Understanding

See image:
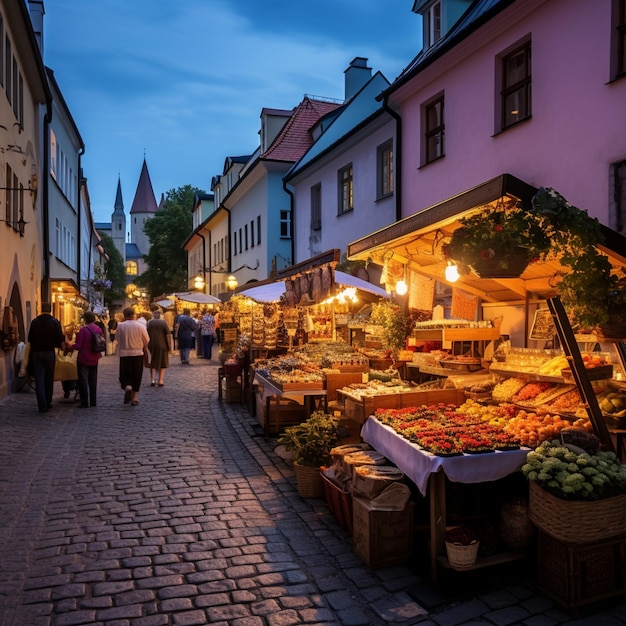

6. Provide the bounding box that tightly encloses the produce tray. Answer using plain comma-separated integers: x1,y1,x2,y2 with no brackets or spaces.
561,365,613,382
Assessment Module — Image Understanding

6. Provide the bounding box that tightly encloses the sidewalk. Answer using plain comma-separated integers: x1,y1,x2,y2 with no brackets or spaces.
0,350,624,625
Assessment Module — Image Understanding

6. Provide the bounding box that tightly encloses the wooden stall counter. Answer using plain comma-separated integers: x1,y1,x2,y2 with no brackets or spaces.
254,372,327,436
361,416,529,583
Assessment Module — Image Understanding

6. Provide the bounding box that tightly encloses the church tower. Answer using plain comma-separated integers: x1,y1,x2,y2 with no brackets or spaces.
130,159,158,266
111,177,126,262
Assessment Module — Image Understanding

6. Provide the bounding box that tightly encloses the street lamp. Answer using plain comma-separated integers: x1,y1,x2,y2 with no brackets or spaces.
193,273,205,292
226,275,238,291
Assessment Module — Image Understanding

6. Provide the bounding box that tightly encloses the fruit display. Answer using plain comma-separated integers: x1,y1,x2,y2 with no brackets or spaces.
502,411,591,448
492,377,527,402
511,381,553,403
538,355,570,377
597,387,626,416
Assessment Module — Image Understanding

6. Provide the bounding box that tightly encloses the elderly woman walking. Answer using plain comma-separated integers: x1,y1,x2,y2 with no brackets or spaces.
147,310,173,387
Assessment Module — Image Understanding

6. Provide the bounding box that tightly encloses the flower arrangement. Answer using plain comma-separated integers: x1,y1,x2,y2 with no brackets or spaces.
444,202,551,275
445,187,626,330
522,439,626,500
91,278,112,291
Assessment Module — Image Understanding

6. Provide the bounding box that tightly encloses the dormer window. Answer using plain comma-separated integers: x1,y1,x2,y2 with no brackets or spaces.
424,0,441,48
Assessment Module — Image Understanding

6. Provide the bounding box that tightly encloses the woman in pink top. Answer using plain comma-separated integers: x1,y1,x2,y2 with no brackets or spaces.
66,310,104,408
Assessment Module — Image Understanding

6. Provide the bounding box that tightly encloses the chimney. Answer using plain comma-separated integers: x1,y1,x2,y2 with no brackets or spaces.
28,0,45,53
344,57,371,101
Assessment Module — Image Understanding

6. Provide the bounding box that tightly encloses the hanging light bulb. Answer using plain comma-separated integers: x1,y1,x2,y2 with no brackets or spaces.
445,261,460,283
395,279,408,295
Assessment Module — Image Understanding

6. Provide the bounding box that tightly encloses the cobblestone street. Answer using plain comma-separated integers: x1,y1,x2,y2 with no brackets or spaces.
1,351,625,626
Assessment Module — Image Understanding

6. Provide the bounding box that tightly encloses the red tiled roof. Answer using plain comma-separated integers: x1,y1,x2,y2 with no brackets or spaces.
262,97,341,163
130,159,159,214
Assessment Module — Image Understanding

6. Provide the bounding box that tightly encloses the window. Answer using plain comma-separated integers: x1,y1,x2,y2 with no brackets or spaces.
238,228,242,252
5,38,10,105
244,224,248,250
311,183,321,230
377,141,394,198
338,164,353,214
257,216,261,244
126,261,138,275
280,210,291,238
250,219,254,247
0,17,4,87
610,160,626,235
424,0,442,48
615,0,626,78
424,95,445,164
233,232,237,256
501,41,532,130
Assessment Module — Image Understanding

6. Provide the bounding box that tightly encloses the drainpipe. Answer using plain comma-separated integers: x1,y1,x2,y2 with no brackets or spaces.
77,146,85,297
42,102,53,303
382,95,402,223
282,180,295,266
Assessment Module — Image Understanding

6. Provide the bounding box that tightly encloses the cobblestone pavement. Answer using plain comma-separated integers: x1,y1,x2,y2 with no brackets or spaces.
1,350,625,626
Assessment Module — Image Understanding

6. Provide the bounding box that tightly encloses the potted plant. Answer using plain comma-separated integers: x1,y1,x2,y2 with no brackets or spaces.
444,201,551,278
369,301,414,356
277,411,342,498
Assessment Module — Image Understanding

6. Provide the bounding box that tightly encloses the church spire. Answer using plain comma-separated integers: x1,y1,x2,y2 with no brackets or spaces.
130,158,158,215
113,176,124,214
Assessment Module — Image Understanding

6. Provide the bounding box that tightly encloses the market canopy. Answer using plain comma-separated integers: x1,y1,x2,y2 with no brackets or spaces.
171,292,221,305
347,173,626,305
236,269,392,303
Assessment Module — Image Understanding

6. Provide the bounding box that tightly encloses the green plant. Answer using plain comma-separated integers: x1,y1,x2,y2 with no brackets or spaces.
370,301,413,354
445,202,551,271
522,439,626,501
531,187,626,329
277,411,341,467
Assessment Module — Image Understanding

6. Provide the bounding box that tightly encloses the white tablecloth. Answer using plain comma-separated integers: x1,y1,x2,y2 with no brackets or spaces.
361,417,529,496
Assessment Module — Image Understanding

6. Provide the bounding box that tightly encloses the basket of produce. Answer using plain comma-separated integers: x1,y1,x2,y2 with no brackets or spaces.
445,527,480,570
523,440,626,543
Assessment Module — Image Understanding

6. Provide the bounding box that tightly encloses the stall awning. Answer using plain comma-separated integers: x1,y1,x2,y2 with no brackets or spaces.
347,174,626,305
236,269,391,303
172,292,221,305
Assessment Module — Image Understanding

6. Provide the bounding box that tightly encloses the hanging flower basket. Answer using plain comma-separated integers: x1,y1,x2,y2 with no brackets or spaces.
470,246,532,279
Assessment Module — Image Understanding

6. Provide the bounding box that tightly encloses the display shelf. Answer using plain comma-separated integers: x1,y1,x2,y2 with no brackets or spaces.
413,323,501,343
438,550,525,572
489,366,565,384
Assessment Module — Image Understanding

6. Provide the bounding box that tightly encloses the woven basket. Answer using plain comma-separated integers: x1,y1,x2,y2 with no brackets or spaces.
528,480,626,544
445,540,479,570
293,463,324,499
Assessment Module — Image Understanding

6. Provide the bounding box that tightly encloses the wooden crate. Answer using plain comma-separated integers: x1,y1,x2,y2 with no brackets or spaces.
255,393,308,435
221,378,242,403
352,496,414,569
537,531,626,611
325,372,366,403
346,388,466,424
321,470,353,533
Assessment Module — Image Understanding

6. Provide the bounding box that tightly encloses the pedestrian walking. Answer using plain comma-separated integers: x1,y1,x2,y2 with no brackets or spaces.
147,309,172,387
65,310,103,408
107,315,118,354
194,311,203,357
27,302,65,413
115,307,150,406
200,309,216,360
174,308,196,364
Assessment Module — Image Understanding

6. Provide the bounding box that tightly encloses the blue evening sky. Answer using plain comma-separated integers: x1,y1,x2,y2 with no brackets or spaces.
43,1,421,222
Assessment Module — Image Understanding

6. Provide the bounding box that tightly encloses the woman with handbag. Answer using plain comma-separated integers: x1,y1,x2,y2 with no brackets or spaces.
65,311,104,408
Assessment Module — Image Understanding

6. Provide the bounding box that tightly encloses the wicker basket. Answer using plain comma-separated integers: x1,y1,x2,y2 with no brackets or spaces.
528,480,626,544
293,463,324,499
445,540,480,570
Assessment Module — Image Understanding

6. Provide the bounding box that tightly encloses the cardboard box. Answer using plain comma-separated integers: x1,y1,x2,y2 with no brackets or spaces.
352,496,414,569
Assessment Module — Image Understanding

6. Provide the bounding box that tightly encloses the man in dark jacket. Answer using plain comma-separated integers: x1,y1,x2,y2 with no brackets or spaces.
27,302,65,412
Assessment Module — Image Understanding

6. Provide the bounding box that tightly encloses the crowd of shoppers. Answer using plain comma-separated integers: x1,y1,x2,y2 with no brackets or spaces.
24,304,218,413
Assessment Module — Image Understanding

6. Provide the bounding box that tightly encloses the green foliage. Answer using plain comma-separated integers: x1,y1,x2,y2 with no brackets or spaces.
370,301,413,353
522,439,626,500
277,411,341,467
138,185,205,297
97,231,126,301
